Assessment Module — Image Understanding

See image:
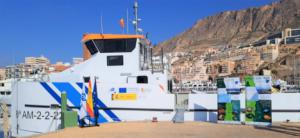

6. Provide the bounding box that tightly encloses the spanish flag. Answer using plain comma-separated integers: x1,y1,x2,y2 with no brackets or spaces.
119,18,125,29
79,76,99,126
86,77,94,118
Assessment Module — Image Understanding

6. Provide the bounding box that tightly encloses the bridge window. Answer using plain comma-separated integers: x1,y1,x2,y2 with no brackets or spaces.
85,40,98,55
107,55,123,66
85,39,137,55
94,38,136,53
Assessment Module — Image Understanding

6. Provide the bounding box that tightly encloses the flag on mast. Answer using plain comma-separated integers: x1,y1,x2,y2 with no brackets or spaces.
79,77,88,120
93,77,99,124
86,77,95,118
120,18,125,29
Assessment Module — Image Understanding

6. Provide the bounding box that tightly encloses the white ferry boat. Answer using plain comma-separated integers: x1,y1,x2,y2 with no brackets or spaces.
10,33,178,137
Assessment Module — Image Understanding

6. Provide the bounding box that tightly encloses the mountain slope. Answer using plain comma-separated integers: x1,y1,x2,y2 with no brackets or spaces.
155,0,300,53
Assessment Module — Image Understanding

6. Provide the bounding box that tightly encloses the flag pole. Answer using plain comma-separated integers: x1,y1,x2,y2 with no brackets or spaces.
93,76,99,126
126,8,129,34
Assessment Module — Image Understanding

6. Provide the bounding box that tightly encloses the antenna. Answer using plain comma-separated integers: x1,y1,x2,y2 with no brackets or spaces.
126,8,129,34
133,0,142,34
100,12,104,34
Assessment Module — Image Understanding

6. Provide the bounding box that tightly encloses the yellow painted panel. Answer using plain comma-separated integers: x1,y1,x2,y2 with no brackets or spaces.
112,93,137,101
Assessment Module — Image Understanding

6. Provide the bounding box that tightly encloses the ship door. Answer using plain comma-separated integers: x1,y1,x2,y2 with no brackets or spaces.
173,93,189,123
127,76,136,84
175,93,189,109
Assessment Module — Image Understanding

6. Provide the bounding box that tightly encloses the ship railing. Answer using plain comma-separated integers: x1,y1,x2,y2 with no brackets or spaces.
148,47,166,74
172,86,218,94
281,85,300,93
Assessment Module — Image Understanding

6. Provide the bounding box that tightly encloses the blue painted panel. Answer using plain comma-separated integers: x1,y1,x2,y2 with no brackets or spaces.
119,88,127,93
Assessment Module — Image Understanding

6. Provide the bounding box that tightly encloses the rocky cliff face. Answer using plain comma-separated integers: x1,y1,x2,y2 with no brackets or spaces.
155,0,300,53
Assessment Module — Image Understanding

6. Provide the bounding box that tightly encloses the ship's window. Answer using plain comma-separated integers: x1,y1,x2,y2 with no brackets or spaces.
137,76,148,84
83,77,90,83
85,40,98,55
0,83,4,87
6,91,11,95
107,55,123,66
168,80,173,93
94,38,136,53
0,91,4,95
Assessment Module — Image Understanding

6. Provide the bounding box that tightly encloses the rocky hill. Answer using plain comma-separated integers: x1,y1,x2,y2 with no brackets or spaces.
155,0,300,53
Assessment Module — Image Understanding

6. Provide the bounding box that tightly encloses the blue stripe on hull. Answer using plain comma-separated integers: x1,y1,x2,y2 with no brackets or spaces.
52,82,81,106
95,98,121,122
40,82,119,123
40,82,61,104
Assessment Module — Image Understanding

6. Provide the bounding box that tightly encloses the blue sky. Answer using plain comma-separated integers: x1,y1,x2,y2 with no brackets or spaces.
0,0,276,67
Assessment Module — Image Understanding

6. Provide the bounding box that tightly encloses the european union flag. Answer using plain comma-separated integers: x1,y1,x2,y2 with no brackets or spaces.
92,77,99,125
119,88,127,93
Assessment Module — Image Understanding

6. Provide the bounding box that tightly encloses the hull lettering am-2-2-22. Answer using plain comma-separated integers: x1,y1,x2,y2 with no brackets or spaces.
16,110,61,120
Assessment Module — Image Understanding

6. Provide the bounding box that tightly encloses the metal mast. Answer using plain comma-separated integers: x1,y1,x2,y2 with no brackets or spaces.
133,0,142,34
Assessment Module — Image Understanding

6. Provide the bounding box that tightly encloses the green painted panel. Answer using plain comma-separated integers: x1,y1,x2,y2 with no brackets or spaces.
62,111,78,128
245,76,255,87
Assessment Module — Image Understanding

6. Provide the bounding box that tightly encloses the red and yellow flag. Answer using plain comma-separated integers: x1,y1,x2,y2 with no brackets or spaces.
119,18,125,29
86,79,94,118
